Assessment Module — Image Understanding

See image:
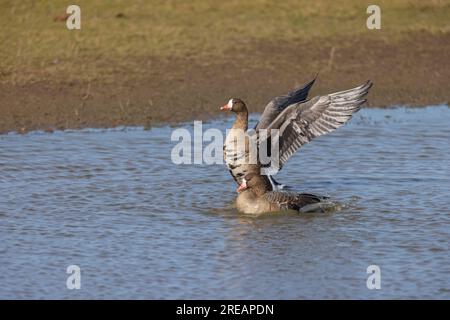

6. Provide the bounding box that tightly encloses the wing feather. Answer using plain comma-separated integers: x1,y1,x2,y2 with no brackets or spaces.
255,76,317,129
263,81,372,170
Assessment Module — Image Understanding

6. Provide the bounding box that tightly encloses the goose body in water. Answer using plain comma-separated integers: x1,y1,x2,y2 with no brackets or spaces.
221,79,373,194
236,173,326,214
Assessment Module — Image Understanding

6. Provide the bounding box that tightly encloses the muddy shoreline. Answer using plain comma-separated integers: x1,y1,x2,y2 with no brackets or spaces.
1,33,449,134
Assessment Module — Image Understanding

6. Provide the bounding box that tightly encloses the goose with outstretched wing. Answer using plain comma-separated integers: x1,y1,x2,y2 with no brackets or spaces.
221,77,317,190
221,78,372,191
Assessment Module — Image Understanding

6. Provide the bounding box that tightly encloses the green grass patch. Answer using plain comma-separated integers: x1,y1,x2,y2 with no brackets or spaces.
1,0,449,83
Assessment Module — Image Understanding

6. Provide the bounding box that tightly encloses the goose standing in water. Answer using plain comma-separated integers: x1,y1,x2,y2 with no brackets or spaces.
221,79,372,213
221,77,317,190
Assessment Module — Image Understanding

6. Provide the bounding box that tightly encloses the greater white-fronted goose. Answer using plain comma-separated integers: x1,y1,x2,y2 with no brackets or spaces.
236,173,325,214
221,79,372,190
221,77,317,190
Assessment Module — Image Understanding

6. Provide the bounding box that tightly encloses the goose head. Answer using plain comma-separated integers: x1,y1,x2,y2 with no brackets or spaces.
237,173,272,194
220,98,247,113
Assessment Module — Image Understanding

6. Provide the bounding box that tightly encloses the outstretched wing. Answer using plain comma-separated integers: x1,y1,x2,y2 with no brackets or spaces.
264,81,372,171
255,76,317,130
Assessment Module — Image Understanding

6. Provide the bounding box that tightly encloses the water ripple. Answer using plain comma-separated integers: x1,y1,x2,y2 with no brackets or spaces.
0,106,449,299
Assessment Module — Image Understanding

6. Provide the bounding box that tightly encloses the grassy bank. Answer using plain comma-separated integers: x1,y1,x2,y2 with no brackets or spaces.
0,0,449,133
1,0,449,84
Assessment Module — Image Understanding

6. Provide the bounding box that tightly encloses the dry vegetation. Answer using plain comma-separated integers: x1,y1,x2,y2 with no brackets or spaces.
0,0,449,132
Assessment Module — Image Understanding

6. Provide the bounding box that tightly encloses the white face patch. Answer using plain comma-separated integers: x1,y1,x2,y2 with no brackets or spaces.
227,99,233,109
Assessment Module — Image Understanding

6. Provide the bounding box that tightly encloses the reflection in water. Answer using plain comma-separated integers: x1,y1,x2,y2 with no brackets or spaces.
0,106,449,299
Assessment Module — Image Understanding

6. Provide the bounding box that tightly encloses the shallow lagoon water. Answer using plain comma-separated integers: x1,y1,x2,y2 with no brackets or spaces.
0,106,449,299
